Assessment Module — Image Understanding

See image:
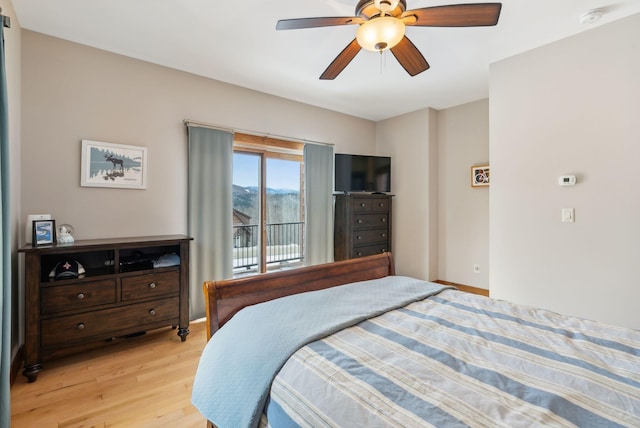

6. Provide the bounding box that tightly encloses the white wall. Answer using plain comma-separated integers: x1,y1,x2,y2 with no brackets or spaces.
21,31,377,242
375,102,490,287
376,108,439,280
490,13,640,329
437,99,490,289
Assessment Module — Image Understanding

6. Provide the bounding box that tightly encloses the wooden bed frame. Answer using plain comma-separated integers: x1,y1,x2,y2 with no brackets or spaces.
202,252,395,340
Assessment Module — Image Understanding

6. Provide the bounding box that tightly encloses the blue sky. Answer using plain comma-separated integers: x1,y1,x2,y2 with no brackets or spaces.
233,153,300,190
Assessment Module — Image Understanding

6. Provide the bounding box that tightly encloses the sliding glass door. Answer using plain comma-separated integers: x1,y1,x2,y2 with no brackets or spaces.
232,151,304,275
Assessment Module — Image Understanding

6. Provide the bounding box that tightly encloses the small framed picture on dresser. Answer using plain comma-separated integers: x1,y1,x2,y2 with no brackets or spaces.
32,219,56,246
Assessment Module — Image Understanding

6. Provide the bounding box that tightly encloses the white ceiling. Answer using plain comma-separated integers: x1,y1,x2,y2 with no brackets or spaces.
11,0,640,121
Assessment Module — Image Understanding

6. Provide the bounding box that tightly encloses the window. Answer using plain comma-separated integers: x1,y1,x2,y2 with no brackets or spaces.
232,134,304,275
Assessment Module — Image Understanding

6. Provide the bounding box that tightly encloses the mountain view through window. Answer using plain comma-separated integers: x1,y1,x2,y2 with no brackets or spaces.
232,152,304,274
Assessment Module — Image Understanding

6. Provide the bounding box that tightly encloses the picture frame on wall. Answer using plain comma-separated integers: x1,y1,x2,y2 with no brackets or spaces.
80,140,148,189
471,165,490,187
32,219,56,246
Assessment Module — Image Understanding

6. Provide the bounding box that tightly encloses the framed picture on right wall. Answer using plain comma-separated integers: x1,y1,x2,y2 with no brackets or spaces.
471,165,490,187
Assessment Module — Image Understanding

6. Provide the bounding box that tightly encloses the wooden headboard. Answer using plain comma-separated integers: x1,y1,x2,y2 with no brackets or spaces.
202,252,395,340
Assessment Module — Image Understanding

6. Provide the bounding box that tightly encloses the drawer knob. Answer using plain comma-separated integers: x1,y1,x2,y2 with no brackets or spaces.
381,218,386,222
77,323,85,330
77,293,85,300
356,235,362,240
356,252,362,257
379,203,384,207
149,309,156,316
148,282,157,289
381,249,387,253
381,233,386,238
360,203,366,207
357,219,363,224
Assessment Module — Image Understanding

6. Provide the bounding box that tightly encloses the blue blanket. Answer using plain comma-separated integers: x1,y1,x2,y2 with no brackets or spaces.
191,276,449,428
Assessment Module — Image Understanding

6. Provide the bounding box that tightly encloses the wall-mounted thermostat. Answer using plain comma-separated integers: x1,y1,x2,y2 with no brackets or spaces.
558,175,576,186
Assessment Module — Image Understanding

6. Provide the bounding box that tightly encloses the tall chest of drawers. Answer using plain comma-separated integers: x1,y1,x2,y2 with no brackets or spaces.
19,235,192,382
334,193,393,261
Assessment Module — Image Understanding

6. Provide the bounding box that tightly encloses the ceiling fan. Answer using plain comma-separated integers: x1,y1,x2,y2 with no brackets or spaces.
276,0,502,80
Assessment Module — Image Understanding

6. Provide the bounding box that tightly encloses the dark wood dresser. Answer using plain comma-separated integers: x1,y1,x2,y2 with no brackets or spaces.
334,193,392,261
19,235,192,382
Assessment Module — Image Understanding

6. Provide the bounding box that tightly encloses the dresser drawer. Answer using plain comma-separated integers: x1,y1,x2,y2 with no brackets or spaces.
41,297,180,348
352,228,389,245
121,271,179,301
369,198,390,212
352,198,374,212
351,197,390,213
352,213,388,229
41,279,116,315
351,244,389,258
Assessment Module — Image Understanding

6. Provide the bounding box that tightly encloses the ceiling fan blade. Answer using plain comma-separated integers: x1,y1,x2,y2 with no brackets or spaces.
320,39,362,80
404,3,502,27
276,16,362,30
390,36,430,76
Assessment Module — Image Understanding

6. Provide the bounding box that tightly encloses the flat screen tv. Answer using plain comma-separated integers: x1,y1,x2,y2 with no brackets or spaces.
335,154,391,193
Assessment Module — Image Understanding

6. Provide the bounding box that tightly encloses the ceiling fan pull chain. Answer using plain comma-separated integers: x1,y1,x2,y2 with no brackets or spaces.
379,50,388,76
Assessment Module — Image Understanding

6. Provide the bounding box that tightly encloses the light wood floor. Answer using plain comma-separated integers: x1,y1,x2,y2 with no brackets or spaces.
11,319,209,428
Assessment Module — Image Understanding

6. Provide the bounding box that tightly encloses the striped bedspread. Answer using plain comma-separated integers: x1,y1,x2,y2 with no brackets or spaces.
262,290,640,427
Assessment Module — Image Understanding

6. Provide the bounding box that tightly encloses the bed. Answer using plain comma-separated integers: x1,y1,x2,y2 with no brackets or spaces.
192,253,640,428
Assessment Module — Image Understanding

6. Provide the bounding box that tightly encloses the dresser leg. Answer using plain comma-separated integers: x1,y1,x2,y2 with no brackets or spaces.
23,363,42,383
178,327,190,342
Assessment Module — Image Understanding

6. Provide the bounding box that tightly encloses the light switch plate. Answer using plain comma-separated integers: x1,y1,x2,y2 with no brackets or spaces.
562,208,574,223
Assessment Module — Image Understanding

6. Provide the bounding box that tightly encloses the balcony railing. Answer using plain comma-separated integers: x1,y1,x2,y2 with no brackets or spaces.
233,222,305,270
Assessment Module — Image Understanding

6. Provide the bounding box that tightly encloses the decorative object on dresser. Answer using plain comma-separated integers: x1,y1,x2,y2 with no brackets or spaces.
334,193,392,261
32,219,56,246
19,234,192,382
56,223,75,244
25,214,51,244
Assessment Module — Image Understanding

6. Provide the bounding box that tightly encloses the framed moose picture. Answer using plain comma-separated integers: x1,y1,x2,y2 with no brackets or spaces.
80,140,148,189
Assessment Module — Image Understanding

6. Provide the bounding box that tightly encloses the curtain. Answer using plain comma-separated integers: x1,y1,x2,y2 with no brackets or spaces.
0,22,11,427
303,143,334,266
187,126,233,319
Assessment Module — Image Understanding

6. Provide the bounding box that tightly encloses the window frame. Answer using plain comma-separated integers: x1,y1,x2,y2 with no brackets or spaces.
233,133,304,275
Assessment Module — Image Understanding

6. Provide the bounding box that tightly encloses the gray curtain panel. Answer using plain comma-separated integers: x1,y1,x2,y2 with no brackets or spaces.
0,22,11,427
187,126,233,319
303,143,334,266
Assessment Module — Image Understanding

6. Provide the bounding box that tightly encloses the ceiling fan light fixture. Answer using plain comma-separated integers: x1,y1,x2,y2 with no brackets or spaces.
374,0,401,14
356,16,405,52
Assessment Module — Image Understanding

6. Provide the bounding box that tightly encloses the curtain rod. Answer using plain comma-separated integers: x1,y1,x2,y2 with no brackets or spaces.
183,119,334,147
